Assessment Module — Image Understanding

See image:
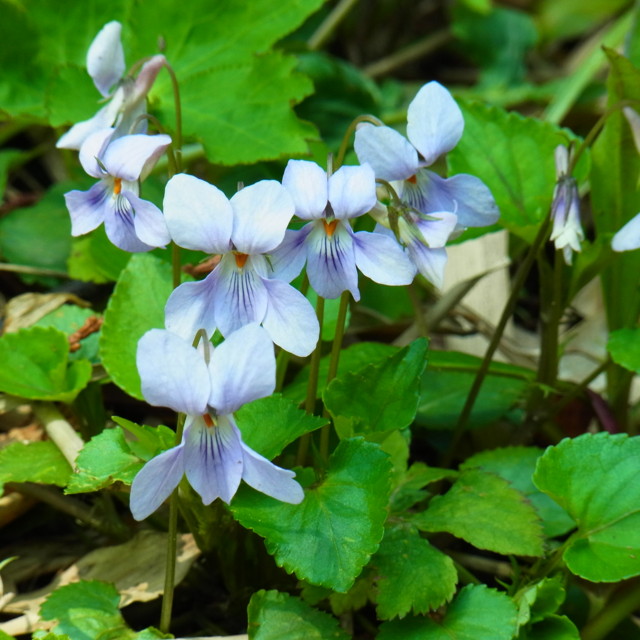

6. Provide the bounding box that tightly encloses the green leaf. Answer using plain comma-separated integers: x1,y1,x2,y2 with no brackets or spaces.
462,447,574,538
520,615,580,640
235,395,327,460
68,229,131,284
515,576,567,630
607,328,640,374
373,523,457,620
247,590,349,640
0,327,91,402
324,338,428,438
378,584,519,640
390,462,458,512
413,469,544,557
232,438,391,592
99,253,173,399
533,432,640,582
35,306,101,363
112,417,177,461
0,440,71,493
66,427,145,494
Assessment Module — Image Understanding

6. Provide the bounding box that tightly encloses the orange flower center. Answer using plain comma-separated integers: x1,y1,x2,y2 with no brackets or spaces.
113,178,122,195
407,175,417,184
323,219,339,237
234,252,249,268
203,413,215,428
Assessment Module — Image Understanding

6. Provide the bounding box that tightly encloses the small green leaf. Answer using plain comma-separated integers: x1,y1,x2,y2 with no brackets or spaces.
68,228,131,284
0,441,71,494
607,328,640,374
112,417,177,461
413,469,544,557
35,306,101,363
232,438,391,592
99,253,173,399
247,590,349,640
520,615,580,640
324,338,428,438
378,584,518,640
534,432,640,582
373,523,457,620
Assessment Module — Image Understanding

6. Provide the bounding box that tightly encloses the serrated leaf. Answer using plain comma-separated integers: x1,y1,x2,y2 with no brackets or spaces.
533,432,640,582
607,328,640,374
373,523,457,620
378,584,519,640
99,253,173,400
462,447,574,538
0,327,91,402
235,395,327,460
324,338,428,438
0,440,72,494
247,590,349,640
232,438,391,592
413,469,544,557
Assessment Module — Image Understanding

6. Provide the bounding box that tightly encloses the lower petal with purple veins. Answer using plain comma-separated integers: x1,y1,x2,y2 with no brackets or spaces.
407,243,449,289
103,191,155,252
64,182,110,236
128,192,171,248
352,229,416,287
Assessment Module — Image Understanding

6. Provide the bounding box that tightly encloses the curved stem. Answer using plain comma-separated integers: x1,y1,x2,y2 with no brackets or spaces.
162,62,183,173
335,114,385,169
308,0,359,50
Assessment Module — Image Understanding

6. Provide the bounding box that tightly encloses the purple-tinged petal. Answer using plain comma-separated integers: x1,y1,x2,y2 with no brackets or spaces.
57,98,122,150
164,174,233,254
86,21,125,97
554,144,569,177
207,324,275,414
354,123,419,181
185,416,243,505
123,191,170,247
230,180,294,254
136,329,210,414
164,275,218,343
413,211,458,249
407,81,464,166
268,226,312,282
130,443,185,520
352,230,416,286
408,244,448,288
612,213,640,252
328,164,377,220
212,254,269,336
78,128,115,178
282,160,328,220
306,220,359,300
131,54,166,102
103,192,155,252
64,182,109,236
261,278,320,357
102,133,171,181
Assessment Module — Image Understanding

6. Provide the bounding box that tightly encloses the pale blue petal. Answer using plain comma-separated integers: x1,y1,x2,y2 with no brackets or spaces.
231,180,294,254
103,191,155,252
164,275,218,343
613,213,640,252
57,99,121,151
268,226,312,282
164,174,233,254
328,164,377,220
407,81,464,166
354,123,419,181
262,278,320,357
413,210,458,248
408,244,448,288
79,128,114,178
129,443,185,520
136,329,210,414
353,230,416,286
86,21,125,97
102,133,171,181
185,416,243,505
64,183,109,236
126,192,170,248
207,324,275,414
282,160,328,220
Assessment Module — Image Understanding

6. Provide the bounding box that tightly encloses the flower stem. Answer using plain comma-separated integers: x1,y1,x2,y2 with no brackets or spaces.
308,0,359,51
581,578,640,640
163,62,183,173
335,115,385,170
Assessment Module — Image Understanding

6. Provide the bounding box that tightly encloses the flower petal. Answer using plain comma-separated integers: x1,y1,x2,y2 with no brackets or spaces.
164,174,233,254
64,182,109,236
408,244,448,288
131,54,166,102
230,180,294,254
164,275,218,343
353,230,416,286
56,97,122,150
207,323,275,414
262,277,320,357
103,192,155,252
354,123,419,181
413,211,458,249
125,192,170,248
407,81,464,166
612,213,640,252
136,329,210,414
102,133,171,181
129,443,185,520
79,128,115,178
86,21,125,97
282,160,328,220
185,416,243,505
328,164,377,219
306,221,359,300
268,226,312,283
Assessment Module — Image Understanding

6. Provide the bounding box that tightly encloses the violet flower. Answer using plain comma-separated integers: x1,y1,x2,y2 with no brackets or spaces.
612,213,640,252
130,324,303,520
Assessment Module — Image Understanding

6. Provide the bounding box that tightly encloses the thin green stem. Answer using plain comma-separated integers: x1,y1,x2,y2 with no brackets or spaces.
308,0,359,50
581,578,640,640
335,115,384,170
163,62,183,173
407,283,428,337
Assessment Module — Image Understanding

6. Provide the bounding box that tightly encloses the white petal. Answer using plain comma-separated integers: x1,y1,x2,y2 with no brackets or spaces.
413,211,458,248
86,21,125,97
406,81,464,166
268,227,311,283
56,98,122,150
136,329,210,414
164,276,218,343
102,133,171,181
78,128,115,178
131,54,166,102
612,213,640,252
64,183,109,236
409,244,448,288
354,123,419,181
328,164,377,219
282,159,328,220
128,192,170,248
164,174,233,253
353,230,416,286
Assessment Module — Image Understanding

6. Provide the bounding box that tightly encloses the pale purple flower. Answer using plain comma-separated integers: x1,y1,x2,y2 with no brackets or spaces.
57,21,165,150
270,160,415,300
163,174,319,357
612,213,640,252
130,324,304,520
64,128,171,252
550,145,583,265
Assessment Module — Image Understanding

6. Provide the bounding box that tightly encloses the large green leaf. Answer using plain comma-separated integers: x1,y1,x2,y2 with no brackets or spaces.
0,441,72,493
607,328,640,374
533,432,640,581
413,469,544,557
378,584,518,640
247,590,349,640
232,438,391,592
99,253,173,400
